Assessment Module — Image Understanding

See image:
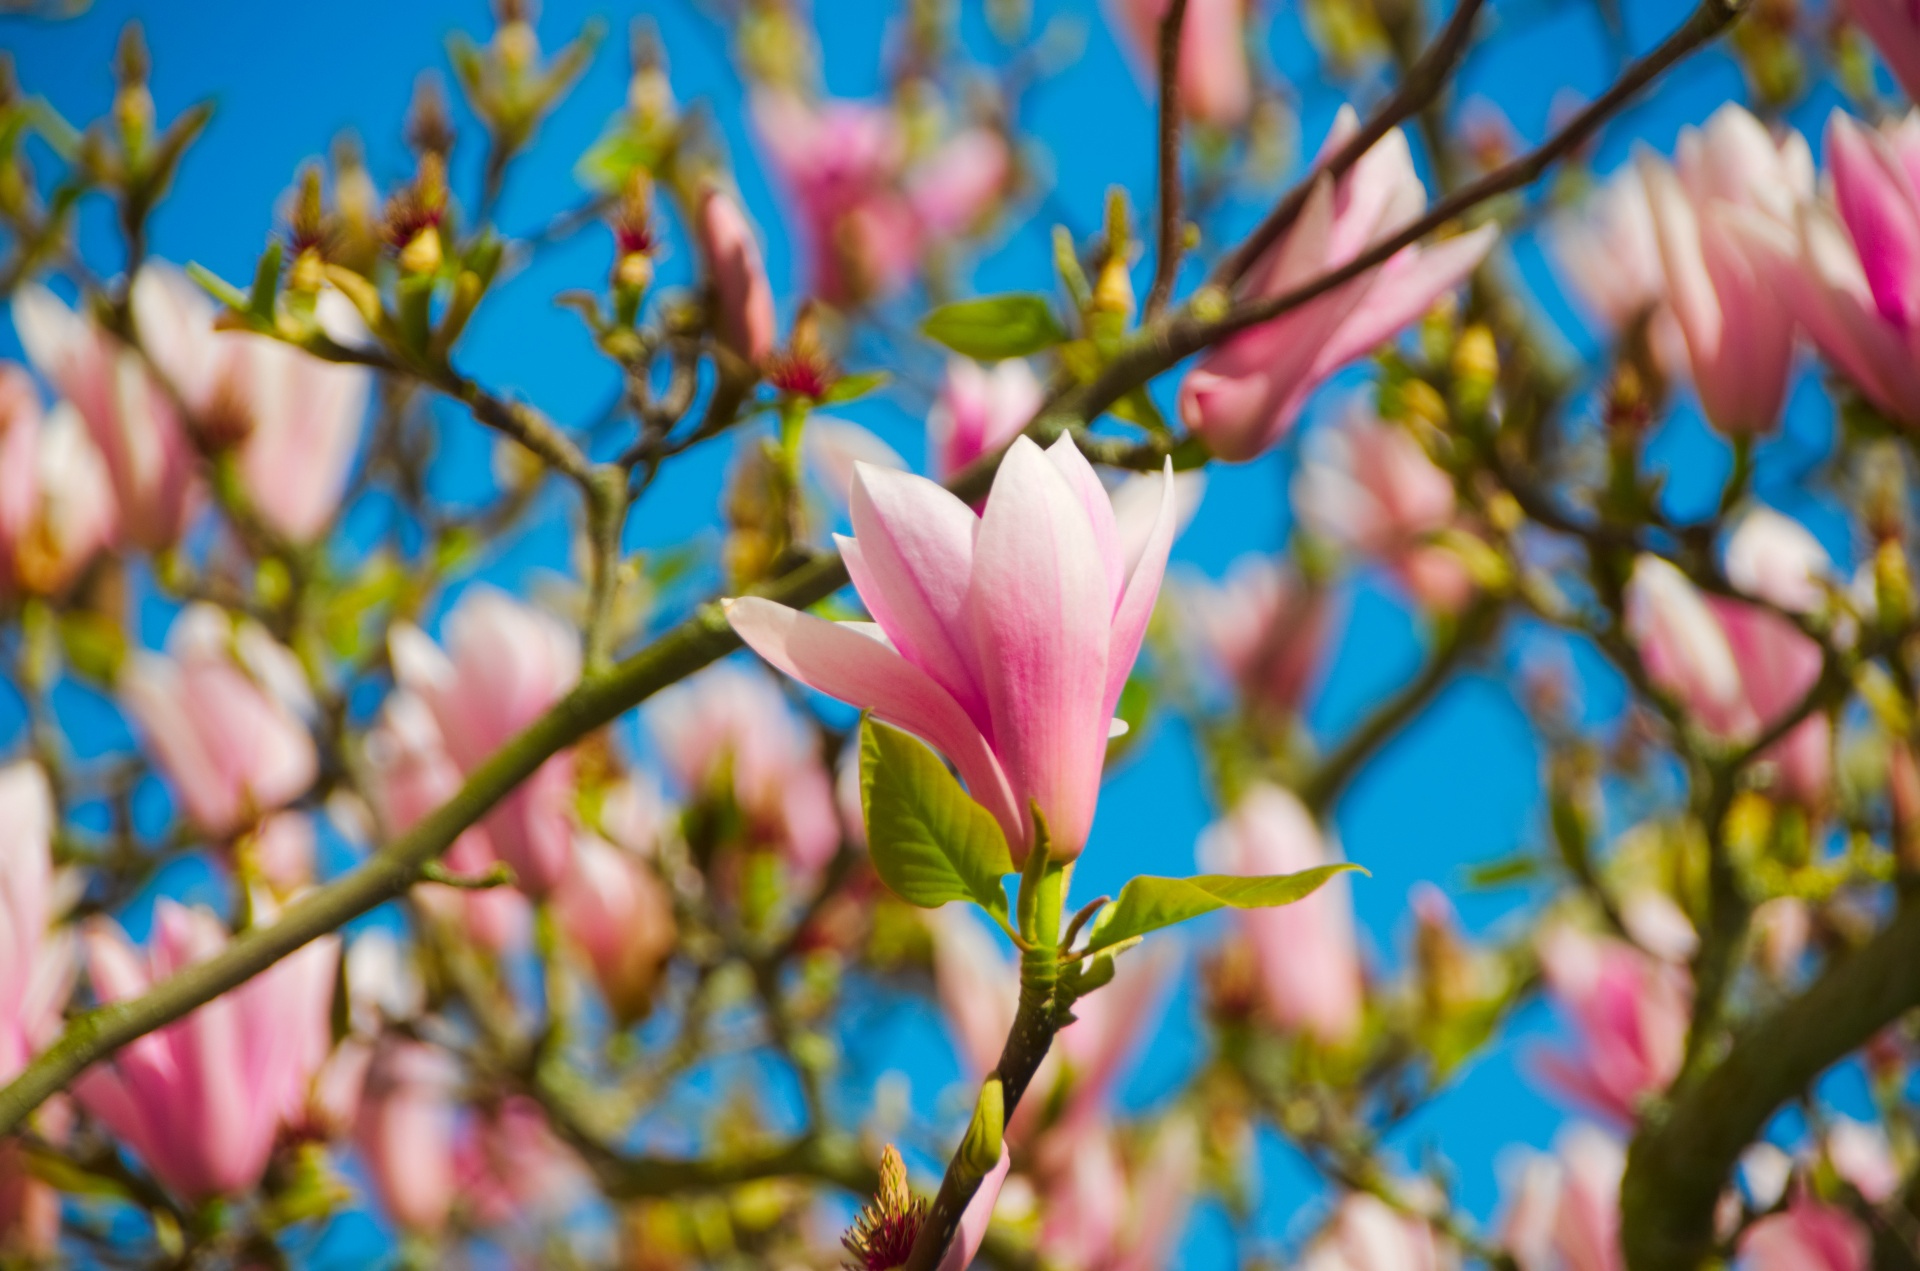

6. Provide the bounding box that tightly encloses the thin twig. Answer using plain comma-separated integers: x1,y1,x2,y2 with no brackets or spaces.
1145,0,1191,317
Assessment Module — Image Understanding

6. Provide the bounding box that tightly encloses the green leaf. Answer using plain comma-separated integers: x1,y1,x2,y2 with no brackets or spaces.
1463,852,1540,890
821,370,890,404
248,240,283,322
922,294,1068,361
186,262,250,315
860,719,1015,917
1108,386,1166,433
1085,865,1365,954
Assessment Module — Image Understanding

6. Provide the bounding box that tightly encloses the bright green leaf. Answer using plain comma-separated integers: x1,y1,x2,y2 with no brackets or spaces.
822,371,891,405
186,262,250,315
1085,865,1365,954
921,294,1068,361
860,719,1015,917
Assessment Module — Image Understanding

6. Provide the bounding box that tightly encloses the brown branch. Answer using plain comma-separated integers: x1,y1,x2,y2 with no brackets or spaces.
1145,0,1191,317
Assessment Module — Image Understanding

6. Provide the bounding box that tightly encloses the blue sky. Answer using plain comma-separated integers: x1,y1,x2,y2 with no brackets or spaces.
0,0,1861,1263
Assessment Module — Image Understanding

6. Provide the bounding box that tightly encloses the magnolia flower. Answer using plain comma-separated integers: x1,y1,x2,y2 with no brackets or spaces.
0,1135,60,1261
728,435,1176,863
356,1040,460,1234
119,604,318,839
551,830,677,1023
696,187,777,366
0,764,73,1084
1849,0,1920,102
1501,1124,1625,1271
1302,1192,1452,1271
132,264,369,541
1178,108,1498,461
1197,784,1363,1045
364,690,529,951
1638,105,1812,435
1033,1116,1200,1271
649,663,842,871
1183,556,1337,716
390,588,582,895
12,280,199,549
74,902,339,1201
929,358,1045,479
452,1095,586,1229
1551,163,1688,378
1734,111,1920,427
1737,1193,1870,1271
804,418,908,511
0,365,116,597
1106,0,1253,128
1827,1118,1899,1203
1534,925,1690,1124
1295,411,1472,611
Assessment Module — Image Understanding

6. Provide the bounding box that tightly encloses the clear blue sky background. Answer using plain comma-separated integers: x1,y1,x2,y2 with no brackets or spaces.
0,0,1866,1264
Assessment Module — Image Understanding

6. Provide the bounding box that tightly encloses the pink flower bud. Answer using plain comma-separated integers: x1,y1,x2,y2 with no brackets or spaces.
1184,556,1337,716
727,435,1178,863
1106,0,1253,128
906,128,1011,237
929,358,1045,480
119,605,318,839
0,763,73,1084
389,588,581,895
0,365,116,597
1198,784,1363,1046
697,188,777,366
1305,1192,1451,1271
1551,163,1689,380
1533,925,1690,1125
356,1040,459,1234
551,832,677,1023
1499,1123,1625,1271
73,902,339,1201
1849,0,1920,104
1737,1193,1869,1271
1178,110,1497,461
12,280,198,549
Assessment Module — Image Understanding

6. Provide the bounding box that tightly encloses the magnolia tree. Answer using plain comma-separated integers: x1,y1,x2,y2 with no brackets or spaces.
6,0,1920,1266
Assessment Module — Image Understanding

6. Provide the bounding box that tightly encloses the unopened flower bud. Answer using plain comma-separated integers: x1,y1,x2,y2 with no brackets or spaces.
957,1075,1005,1182
405,74,455,159
399,226,443,276
1451,322,1498,415
1092,252,1136,322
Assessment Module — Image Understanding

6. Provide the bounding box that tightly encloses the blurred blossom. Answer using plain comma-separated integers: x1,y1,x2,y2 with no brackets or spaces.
344,929,424,1034
0,1133,60,1261
132,263,369,541
1178,108,1497,461
454,1095,586,1228
1197,784,1363,1045
1849,0,1920,114
551,831,677,1023
0,763,73,1083
649,662,841,871
803,417,907,512
1737,1193,1870,1271
390,587,582,895
364,690,529,951
1735,110,1920,428
0,366,115,597
357,1040,459,1234
1534,925,1689,1124
74,902,339,1201
754,94,1007,306
1032,1116,1200,1271
248,810,316,896
1295,410,1472,611
1106,0,1252,127
1500,1123,1625,1271
1618,890,1698,964
12,279,199,549
1550,164,1688,378
120,604,318,839
1183,556,1337,716
728,436,1177,863
696,187,777,366
929,358,1045,480
1638,104,1811,436
1724,507,1832,615
1625,547,1831,806
1301,1192,1453,1271
1751,896,1810,981
1827,1118,1899,1203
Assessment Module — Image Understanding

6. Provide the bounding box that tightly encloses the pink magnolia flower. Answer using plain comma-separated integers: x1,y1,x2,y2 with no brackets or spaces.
929,358,1046,480
453,1095,585,1229
1551,163,1689,379
1737,1193,1869,1271
551,830,677,1023
755,95,1008,307
1534,925,1690,1124
0,1134,60,1260
1296,410,1472,611
649,663,842,871
0,764,73,1083
364,690,529,951
941,1148,1013,1271
1849,0,1920,102
1106,0,1253,128
390,587,582,895
1734,111,1920,427
12,281,199,549
74,902,339,1201
697,187,777,366
1033,1116,1200,1271
1638,105,1812,435
1183,556,1337,716
356,1040,459,1234
1827,1118,1899,1203
804,417,908,512
728,435,1176,863
1179,109,1498,461
1501,1124,1625,1271
120,604,318,839
1303,1192,1451,1271
1197,783,1363,1046
0,366,116,597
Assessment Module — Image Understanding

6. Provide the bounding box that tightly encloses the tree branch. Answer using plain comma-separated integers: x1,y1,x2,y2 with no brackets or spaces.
1145,0,1191,317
